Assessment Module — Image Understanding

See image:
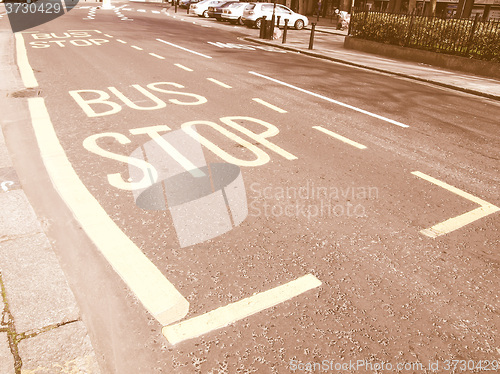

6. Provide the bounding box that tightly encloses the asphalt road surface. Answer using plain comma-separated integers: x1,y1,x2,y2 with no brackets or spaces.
2,2,500,373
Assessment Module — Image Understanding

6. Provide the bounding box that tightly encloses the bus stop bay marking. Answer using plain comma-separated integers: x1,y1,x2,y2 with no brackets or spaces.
163,274,322,345
83,117,297,190
412,171,500,238
29,31,110,48
28,97,189,326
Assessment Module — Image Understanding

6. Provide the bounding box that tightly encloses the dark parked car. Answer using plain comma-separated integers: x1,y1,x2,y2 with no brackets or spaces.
207,1,239,21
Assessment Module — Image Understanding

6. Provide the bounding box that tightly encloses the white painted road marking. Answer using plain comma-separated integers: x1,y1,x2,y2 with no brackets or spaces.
252,98,287,113
249,71,409,128
117,39,127,44
149,53,165,59
15,34,38,88
27,98,189,325
412,171,500,238
157,39,212,59
174,63,193,72
207,78,232,89
313,126,367,149
163,274,321,344
131,45,143,50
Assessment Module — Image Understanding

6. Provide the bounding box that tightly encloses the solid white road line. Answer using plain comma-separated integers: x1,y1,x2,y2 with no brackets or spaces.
163,274,321,345
249,71,409,128
14,34,38,88
157,39,212,59
252,98,287,113
313,126,367,149
28,98,189,326
131,45,143,50
174,63,193,72
412,171,500,238
207,78,232,89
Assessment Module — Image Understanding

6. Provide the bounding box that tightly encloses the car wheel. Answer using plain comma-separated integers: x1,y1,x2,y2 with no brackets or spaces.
203,10,209,18
294,19,304,30
237,17,244,26
255,18,263,29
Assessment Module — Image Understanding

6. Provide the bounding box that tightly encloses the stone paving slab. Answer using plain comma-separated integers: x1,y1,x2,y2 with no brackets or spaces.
0,333,14,373
18,321,101,374
0,190,42,239
0,232,80,333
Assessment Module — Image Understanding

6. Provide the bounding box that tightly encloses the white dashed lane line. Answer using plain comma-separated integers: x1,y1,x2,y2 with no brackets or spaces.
174,63,193,72
131,45,143,50
252,98,287,113
117,39,127,44
149,53,165,59
207,78,232,89
313,126,367,150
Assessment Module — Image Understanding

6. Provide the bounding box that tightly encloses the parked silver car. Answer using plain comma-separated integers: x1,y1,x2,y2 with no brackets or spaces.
241,3,308,30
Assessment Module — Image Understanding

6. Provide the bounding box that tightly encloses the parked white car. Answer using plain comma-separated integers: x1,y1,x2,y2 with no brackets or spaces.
241,3,308,30
190,0,226,17
221,2,250,25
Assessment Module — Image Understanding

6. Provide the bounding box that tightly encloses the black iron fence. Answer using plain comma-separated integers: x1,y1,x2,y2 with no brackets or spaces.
349,10,500,62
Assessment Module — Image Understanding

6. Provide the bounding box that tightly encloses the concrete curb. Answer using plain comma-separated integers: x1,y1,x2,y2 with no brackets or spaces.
0,30,102,374
244,36,500,102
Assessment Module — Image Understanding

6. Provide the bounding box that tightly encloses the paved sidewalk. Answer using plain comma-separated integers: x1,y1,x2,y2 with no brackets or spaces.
245,18,500,101
0,30,101,374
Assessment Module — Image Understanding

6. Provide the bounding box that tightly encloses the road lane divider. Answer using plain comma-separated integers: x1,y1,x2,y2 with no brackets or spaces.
117,39,127,44
15,34,38,88
313,126,367,149
412,171,500,238
27,98,190,326
149,53,165,60
163,274,321,345
252,98,287,113
131,45,143,50
249,71,409,128
207,78,231,89
174,63,193,72
157,39,212,59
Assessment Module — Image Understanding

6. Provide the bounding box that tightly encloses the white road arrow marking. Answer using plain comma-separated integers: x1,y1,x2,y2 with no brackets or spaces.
412,171,500,238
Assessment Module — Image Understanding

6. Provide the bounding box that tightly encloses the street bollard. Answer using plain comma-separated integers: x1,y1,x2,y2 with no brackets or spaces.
282,19,288,43
308,23,316,50
267,16,274,39
175,0,177,13
260,16,266,38
276,16,281,27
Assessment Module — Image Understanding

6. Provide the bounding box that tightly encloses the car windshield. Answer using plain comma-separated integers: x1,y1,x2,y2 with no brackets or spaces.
245,3,256,10
228,2,245,8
